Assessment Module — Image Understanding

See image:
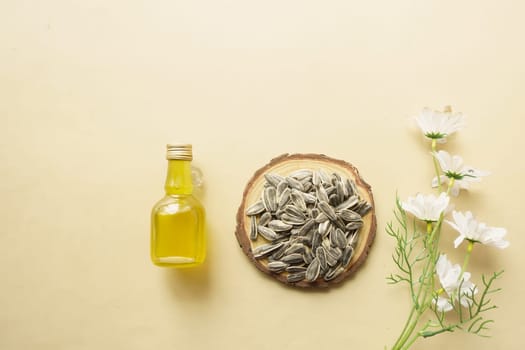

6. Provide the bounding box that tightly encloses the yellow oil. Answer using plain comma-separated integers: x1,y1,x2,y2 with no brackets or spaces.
150,158,206,267
151,196,206,267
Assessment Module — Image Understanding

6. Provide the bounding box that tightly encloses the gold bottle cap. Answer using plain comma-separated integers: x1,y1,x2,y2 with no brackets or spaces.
166,144,193,160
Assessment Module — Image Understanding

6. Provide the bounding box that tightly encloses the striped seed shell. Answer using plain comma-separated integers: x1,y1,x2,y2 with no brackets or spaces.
250,216,258,240
324,265,344,281
281,213,306,226
287,271,306,283
286,266,307,273
264,173,284,187
281,253,304,264
253,242,284,258
316,186,329,203
342,246,354,268
257,225,279,241
296,218,315,236
276,180,289,199
318,220,332,237
263,187,277,212
268,220,293,232
302,192,317,204
331,228,347,249
284,204,306,219
259,212,272,227
286,176,305,192
268,261,289,273
290,189,307,211
336,195,359,211
277,187,291,209
289,169,313,180
346,221,363,231
316,246,327,270
338,208,362,222
305,257,321,282
318,201,337,221
246,201,265,216
284,243,307,255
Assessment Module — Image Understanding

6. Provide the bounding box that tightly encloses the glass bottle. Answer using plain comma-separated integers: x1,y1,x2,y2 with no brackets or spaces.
150,144,206,267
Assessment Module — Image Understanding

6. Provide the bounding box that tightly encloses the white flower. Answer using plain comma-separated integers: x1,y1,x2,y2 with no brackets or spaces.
415,107,465,143
434,254,478,312
432,150,490,196
446,211,509,249
401,193,450,222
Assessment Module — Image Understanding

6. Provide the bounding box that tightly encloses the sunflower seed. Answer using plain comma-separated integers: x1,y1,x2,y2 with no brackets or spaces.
270,242,289,260
318,169,331,184
296,219,315,236
318,201,337,221
346,178,358,197
281,213,306,226
303,248,314,264
318,220,332,237
302,192,317,204
290,190,307,211
312,171,321,186
258,226,279,241
253,242,284,258
246,201,265,216
276,180,289,198
314,212,329,223
284,243,306,255
287,271,306,283
329,194,339,206
286,176,305,192
325,253,338,267
336,195,359,211
346,221,363,231
358,203,372,216
316,246,327,270
316,186,329,203
342,246,354,268
281,253,304,264
347,231,358,246
290,169,313,180
268,220,293,232
259,212,272,226
263,187,277,212
311,229,321,250
264,173,284,187
250,216,258,240
305,257,321,281
277,187,291,209
338,208,362,222
324,265,344,281
325,186,336,196
284,205,306,219
330,228,345,248
286,266,307,273
268,261,289,273
327,246,342,260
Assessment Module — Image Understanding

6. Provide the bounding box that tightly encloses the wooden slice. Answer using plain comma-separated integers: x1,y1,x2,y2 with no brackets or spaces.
235,153,376,288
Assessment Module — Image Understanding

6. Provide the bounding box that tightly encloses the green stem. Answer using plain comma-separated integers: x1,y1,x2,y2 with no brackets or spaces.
459,241,474,283
446,178,455,196
431,139,442,192
402,333,421,350
392,222,439,349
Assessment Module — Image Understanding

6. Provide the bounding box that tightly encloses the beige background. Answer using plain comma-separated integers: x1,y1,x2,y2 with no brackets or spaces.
2,1,524,349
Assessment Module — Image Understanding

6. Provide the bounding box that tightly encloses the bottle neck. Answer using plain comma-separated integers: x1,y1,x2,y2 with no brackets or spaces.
164,160,193,195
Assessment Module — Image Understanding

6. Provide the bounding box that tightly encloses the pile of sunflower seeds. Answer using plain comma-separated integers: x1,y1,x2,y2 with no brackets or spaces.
245,168,372,283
